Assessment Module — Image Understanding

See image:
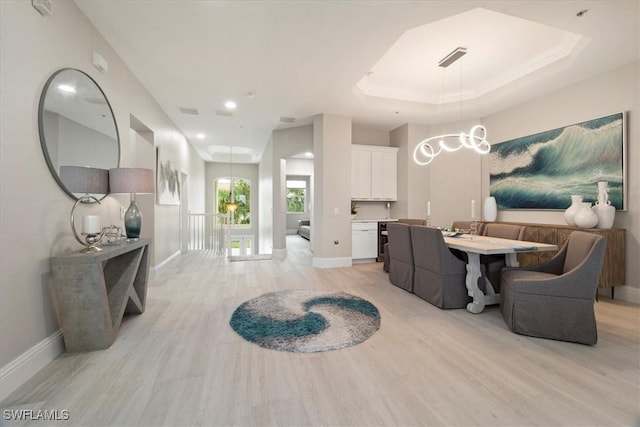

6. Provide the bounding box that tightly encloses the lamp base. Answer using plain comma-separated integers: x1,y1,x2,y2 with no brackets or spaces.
124,196,142,239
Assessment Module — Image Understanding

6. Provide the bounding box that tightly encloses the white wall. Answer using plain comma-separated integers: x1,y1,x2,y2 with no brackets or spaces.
481,61,639,302
352,124,389,146
259,137,274,254
0,0,205,391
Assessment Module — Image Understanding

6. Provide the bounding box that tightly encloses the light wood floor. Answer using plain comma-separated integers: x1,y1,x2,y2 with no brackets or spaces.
2,235,639,426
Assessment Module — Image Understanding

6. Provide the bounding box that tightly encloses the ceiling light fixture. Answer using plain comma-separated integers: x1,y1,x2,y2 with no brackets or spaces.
196,133,205,140
226,146,238,213
224,100,237,110
413,47,490,166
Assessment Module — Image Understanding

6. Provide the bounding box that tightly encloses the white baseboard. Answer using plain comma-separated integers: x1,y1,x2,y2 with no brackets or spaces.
312,257,352,269
352,258,377,264
0,330,64,402
272,248,287,258
600,285,640,304
152,250,181,271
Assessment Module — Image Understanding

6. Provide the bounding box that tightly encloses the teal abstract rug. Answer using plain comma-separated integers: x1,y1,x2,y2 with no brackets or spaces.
229,290,381,353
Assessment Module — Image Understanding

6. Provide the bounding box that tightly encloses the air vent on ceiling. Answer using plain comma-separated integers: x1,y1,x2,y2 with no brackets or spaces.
279,116,295,123
179,107,199,115
32,0,52,16
216,110,234,117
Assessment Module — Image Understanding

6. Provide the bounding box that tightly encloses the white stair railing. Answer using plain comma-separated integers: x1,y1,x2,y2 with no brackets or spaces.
187,212,226,254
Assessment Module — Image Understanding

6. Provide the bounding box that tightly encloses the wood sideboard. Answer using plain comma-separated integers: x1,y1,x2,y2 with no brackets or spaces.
486,222,625,294
51,239,151,352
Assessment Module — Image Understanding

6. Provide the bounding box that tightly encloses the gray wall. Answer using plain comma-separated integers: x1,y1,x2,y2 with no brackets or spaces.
481,61,639,302
312,114,353,265
0,1,205,378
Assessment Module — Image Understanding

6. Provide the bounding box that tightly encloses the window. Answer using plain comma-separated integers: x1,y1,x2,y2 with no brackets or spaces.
215,177,251,225
286,179,306,213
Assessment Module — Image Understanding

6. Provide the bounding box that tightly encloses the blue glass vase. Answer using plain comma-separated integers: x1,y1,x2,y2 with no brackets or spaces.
124,196,142,239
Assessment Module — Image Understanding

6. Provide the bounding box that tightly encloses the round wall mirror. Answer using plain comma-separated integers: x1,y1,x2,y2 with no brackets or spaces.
38,68,120,200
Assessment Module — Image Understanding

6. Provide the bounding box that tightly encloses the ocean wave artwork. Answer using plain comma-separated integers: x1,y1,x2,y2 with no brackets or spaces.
490,113,625,210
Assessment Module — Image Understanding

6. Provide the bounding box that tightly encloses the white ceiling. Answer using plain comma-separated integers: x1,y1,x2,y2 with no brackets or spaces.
74,1,639,163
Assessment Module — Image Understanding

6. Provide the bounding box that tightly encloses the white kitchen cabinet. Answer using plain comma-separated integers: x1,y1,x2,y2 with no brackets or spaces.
351,145,398,201
351,222,378,260
351,148,372,199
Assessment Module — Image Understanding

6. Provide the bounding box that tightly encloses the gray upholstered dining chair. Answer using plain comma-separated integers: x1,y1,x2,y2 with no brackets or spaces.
410,225,470,309
383,219,426,273
480,223,526,292
387,223,415,292
500,231,606,345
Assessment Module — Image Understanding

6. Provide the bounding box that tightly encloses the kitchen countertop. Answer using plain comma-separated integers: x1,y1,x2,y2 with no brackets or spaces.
351,218,398,223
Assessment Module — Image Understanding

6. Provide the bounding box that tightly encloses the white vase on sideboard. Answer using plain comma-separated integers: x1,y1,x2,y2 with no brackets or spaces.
483,196,497,222
574,202,598,229
564,195,583,226
594,181,616,229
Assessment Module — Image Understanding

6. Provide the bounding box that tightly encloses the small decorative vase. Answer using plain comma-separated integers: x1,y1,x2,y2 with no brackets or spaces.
564,195,583,226
594,181,615,229
483,196,497,222
574,202,598,229
124,198,142,238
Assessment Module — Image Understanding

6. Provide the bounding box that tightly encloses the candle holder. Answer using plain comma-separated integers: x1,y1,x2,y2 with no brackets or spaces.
103,225,126,246
470,220,478,237
70,196,107,252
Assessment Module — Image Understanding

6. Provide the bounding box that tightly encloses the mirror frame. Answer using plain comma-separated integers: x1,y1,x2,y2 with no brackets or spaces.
38,68,120,201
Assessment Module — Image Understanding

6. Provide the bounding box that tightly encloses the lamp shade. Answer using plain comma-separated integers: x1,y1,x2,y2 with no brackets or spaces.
59,166,109,194
109,168,155,194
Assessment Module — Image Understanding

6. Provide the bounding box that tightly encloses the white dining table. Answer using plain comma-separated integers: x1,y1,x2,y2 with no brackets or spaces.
443,234,558,314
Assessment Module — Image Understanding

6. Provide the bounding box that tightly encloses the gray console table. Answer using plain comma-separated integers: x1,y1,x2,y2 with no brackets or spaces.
51,239,151,352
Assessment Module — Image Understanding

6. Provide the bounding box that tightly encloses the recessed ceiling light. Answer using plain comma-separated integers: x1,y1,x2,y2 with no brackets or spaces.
196,133,205,140
57,84,76,94
224,100,237,110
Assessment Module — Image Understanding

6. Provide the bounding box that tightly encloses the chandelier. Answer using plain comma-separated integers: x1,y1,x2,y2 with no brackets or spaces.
226,146,238,212
413,47,490,166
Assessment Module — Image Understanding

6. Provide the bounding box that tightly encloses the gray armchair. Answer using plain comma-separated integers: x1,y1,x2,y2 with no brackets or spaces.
500,231,606,345
410,225,470,309
387,223,414,292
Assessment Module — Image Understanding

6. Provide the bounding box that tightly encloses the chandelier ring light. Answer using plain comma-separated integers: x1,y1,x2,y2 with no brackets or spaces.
413,124,490,166
413,47,490,166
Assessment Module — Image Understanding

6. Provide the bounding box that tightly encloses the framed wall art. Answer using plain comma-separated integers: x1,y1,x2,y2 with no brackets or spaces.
489,112,626,210
156,146,181,205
